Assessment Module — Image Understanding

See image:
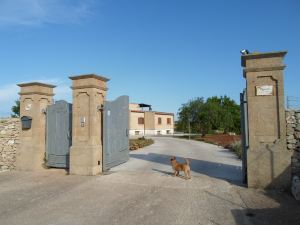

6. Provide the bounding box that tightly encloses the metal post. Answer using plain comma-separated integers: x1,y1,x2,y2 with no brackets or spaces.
188,118,191,140
144,117,145,137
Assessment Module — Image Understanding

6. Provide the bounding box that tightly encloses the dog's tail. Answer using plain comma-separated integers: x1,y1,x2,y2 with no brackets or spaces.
184,158,190,166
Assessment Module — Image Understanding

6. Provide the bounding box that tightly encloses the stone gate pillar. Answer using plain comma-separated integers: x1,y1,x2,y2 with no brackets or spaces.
242,51,291,189
69,74,109,175
16,82,55,171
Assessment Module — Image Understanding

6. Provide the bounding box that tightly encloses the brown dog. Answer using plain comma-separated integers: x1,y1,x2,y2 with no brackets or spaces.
170,156,191,179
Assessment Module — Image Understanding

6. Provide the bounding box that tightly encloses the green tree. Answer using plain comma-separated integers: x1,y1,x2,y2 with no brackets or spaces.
11,100,20,118
176,96,241,135
176,97,205,133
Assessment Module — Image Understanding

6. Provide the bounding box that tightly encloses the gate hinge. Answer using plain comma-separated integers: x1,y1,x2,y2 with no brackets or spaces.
97,104,104,111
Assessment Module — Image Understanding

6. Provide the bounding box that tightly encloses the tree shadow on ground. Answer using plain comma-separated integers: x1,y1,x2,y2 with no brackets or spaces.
130,152,243,185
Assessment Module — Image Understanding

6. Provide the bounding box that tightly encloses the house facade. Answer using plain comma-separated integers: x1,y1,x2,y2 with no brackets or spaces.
129,103,174,136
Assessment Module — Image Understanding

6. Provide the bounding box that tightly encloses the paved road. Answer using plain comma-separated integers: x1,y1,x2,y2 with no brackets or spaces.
0,137,299,225
112,137,242,183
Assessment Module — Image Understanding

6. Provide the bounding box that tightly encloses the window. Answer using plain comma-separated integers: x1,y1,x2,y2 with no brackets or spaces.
166,130,170,134
138,117,144,124
135,131,140,135
157,131,161,135
158,117,162,124
167,118,171,125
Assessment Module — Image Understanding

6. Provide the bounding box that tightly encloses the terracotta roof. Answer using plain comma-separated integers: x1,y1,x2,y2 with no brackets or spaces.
130,110,174,116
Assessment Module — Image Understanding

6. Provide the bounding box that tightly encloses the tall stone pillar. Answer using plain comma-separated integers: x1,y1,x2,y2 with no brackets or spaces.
16,82,55,171
69,74,109,175
242,51,291,189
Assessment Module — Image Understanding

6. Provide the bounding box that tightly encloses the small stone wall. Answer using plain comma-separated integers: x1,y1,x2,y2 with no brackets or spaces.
0,118,20,171
286,110,300,177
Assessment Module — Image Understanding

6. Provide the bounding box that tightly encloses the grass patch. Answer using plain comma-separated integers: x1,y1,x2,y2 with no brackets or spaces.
130,137,154,150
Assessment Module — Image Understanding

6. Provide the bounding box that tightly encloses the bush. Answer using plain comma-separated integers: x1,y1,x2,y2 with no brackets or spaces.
129,138,154,150
227,140,242,159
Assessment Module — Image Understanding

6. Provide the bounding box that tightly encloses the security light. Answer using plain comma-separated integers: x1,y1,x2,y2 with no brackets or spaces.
240,49,250,55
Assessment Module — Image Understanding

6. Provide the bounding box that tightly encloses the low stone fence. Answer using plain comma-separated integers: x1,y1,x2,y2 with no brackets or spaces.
0,118,20,171
286,110,300,177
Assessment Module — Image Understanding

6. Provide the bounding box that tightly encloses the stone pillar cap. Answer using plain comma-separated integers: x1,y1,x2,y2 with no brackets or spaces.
17,82,56,88
69,74,110,82
241,51,287,67
18,82,56,96
241,51,287,77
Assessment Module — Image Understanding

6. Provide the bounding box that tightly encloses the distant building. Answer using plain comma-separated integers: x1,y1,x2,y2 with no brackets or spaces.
129,103,174,136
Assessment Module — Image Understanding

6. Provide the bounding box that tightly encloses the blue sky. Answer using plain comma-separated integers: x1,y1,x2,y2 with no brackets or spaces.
0,0,299,118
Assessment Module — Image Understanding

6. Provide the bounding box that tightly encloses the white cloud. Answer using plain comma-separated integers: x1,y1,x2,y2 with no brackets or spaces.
0,84,19,103
0,84,19,117
0,78,72,117
0,0,95,27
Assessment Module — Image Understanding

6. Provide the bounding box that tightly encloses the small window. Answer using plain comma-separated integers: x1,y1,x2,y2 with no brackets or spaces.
157,130,161,135
138,117,144,124
158,117,162,124
135,131,140,135
167,118,171,125
166,130,170,134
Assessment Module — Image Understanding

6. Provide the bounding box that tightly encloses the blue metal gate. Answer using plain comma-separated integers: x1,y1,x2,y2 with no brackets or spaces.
240,89,249,184
103,96,129,171
46,100,72,168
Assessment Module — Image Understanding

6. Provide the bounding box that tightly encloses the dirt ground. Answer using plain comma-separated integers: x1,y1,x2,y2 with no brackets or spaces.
191,134,241,148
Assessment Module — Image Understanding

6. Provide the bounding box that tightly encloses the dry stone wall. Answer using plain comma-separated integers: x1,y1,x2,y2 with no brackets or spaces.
0,118,20,171
286,110,300,177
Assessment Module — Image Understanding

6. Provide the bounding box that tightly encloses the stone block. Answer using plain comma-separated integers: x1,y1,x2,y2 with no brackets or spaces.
288,139,297,144
287,135,295,140
1,165,8,170
287,128,295,136
69,145,102,175
295,132,300,139
286,115,296,124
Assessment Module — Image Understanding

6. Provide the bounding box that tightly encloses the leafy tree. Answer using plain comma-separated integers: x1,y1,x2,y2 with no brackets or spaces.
176,96,240,135
176,97,205,133
11,100,20,118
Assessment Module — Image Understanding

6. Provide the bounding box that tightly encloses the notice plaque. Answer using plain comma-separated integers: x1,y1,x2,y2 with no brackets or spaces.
256,85,273,96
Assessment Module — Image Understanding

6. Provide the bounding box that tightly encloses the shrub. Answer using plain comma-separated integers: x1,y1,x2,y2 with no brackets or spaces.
227,140,242,159
129,138,154,150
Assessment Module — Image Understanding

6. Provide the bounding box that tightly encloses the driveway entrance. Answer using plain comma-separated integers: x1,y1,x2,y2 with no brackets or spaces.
111,137,242,184
1,138,299,225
